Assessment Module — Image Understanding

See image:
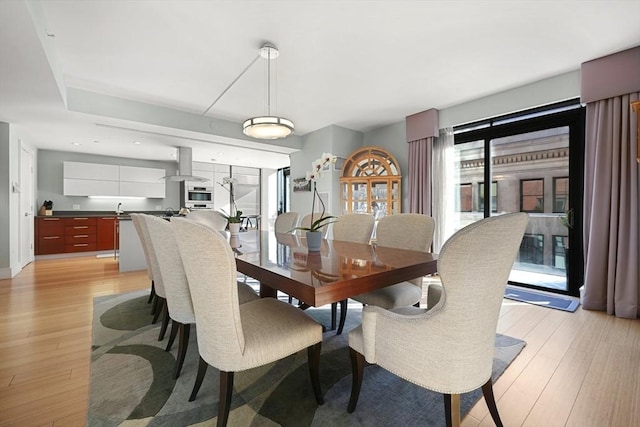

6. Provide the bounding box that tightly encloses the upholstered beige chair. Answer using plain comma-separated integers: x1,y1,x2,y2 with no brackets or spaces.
129,213,156,307
141,214,259,378
130,213,167,329
187,209,227,231
347,212,528,427
274,211,300,233
331,213,375,334
171,218,324,426
353,213,435,309
299,212,330,237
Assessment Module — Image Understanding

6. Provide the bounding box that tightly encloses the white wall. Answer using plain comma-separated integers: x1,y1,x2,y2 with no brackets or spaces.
0,122,21,278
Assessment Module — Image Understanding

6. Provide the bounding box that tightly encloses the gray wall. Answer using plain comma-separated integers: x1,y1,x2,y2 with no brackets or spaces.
290,125,363,220
0,122,12,270
37,149,181,212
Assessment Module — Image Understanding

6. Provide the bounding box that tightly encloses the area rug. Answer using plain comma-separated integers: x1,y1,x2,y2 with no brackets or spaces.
88,290,526,426
505,286,580,312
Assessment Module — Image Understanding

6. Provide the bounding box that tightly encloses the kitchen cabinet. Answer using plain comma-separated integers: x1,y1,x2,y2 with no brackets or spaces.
64,217,97,252
340,147,402,217
35,217,64,255
97,217,118,251
63,162,166,198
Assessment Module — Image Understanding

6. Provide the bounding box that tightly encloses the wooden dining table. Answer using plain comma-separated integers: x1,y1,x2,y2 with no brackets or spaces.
231,231,438,307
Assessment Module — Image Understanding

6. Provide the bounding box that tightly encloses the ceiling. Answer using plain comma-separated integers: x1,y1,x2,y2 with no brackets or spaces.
1,1,639,170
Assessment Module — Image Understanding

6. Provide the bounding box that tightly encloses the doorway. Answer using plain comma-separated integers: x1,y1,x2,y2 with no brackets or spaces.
19,143,34,268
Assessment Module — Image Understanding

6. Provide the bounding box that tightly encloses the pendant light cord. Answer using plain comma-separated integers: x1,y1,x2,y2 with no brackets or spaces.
201,53,261,116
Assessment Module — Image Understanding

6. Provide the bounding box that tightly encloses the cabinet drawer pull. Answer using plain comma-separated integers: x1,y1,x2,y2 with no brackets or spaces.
74,226,89,229
74,244,89,247
43,236,60,240
101,217,114,220
74,235,89,238
74,218,89,220
43,218,60,221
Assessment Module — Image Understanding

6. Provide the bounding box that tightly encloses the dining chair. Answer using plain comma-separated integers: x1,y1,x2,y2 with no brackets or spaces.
187,209,227,230
352,213,435,310
274,211,300,233
171,218,324,427
128,213,156,306
331,213,375,335
129,213,166,325
347,212,528,427
141,214,260,378
299,212,330,237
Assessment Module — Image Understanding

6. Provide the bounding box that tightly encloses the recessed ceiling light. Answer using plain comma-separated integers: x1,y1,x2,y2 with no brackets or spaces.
72,142,81,146
133,141,141,145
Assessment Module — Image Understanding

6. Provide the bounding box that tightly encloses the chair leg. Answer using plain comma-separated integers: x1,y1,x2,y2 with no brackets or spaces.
150,294,159,316
174,323,190,379
147,280,155,303
444,393,461,427
347,348,365,413
307,343,324,405
189,356,209,402
152,297,165,324
218,371,234,427
165,319,179,351
336,299,348,335
331,303,337,330
482,379,504,427
158,302,170,341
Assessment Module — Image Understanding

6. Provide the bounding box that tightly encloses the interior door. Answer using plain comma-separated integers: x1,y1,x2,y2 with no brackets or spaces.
19,144,34,268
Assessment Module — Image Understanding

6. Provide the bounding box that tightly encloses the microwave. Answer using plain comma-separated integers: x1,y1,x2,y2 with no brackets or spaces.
186,186,213,203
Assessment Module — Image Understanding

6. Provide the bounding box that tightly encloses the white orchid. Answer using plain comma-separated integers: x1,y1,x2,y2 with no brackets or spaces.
296,153,339,233
305,153,337,182
217,177,242,223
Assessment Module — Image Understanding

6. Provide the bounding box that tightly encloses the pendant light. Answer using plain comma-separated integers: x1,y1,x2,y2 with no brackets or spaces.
242,43,294,139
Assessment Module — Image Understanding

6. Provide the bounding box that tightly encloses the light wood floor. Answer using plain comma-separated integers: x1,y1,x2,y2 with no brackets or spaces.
1,257,638,426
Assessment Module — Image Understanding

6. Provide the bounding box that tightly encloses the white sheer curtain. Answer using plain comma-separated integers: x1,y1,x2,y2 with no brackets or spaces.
432,127,455,252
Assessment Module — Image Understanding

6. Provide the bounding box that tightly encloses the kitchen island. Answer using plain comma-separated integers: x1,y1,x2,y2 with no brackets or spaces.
117,217,147,272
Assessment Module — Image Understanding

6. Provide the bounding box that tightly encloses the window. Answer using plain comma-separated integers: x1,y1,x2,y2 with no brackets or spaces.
452,99,585,296
478,181,498,212
520,179,544,213
553,235,567,269
457,183,472,212
519,234,544,265
553,177,569,213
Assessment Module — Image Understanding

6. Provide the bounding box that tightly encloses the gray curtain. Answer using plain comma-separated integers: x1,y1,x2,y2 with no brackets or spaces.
408,138,432,214
583,92,639,319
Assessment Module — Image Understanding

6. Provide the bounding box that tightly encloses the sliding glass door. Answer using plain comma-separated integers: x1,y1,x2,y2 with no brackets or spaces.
452,101,584,296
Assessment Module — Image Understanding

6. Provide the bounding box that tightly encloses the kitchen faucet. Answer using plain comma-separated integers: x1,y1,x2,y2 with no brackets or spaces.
116,202,123,215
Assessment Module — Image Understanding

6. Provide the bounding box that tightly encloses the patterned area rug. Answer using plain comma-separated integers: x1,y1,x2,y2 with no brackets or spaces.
88,290,526,426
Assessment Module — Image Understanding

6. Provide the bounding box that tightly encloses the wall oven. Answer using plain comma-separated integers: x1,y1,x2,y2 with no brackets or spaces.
183,186,214,209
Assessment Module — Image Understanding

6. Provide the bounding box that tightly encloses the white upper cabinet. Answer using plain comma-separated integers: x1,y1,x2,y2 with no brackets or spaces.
63,161,166,198
119,166,166,198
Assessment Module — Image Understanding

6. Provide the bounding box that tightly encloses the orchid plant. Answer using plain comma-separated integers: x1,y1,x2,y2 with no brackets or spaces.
217,177,243,224
295,152,338,233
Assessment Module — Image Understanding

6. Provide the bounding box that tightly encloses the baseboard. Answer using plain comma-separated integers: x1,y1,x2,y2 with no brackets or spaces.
0,266,20,280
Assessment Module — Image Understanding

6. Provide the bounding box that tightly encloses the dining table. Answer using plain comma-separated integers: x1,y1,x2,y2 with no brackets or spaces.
230,231,438,308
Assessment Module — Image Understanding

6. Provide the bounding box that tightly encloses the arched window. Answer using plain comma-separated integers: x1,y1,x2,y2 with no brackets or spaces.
340,147,401,217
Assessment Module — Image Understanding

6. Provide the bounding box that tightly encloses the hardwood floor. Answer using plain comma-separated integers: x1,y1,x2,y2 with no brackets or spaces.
1,257,638,426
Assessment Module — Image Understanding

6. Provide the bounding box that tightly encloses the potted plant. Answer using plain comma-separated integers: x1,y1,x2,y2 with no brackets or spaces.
294,153,338,251
217,177,242,235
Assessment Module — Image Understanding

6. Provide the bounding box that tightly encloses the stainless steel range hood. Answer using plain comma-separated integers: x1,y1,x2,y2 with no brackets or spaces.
164,146,207,182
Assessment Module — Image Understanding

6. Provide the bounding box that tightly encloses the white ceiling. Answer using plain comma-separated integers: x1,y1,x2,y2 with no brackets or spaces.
1,0,639,169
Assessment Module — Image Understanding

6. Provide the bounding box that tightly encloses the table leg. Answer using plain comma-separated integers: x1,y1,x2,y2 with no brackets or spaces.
259,283,277,299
